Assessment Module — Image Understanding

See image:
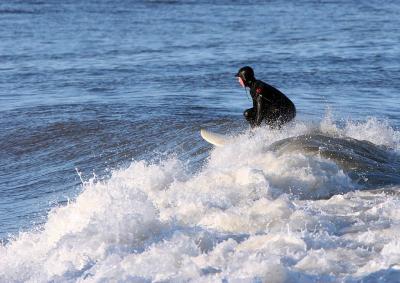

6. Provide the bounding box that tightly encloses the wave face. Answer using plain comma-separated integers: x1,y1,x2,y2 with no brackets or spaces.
1,117,399,282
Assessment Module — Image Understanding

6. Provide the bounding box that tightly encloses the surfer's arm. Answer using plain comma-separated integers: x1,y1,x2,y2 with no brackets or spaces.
254,95,264,127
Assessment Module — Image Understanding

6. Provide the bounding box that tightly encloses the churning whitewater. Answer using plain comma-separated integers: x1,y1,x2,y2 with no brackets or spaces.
1,117,400,282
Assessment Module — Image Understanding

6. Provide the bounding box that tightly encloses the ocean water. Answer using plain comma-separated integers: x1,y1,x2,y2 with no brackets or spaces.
1,0,400,282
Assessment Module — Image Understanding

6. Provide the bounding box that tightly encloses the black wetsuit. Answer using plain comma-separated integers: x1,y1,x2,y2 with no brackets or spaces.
244,80,296,128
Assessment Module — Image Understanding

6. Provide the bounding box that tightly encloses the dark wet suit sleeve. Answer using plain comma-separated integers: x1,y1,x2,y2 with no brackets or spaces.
244,96,258,127
254,94,265,127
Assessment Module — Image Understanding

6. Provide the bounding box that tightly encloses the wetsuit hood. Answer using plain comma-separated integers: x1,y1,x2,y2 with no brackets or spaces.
235,66,255,87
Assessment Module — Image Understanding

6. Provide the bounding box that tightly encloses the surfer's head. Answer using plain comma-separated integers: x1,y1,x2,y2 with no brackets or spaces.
235,66,255,87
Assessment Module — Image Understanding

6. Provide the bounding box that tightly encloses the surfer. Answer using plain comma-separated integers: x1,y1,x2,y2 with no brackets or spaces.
236,66,296,128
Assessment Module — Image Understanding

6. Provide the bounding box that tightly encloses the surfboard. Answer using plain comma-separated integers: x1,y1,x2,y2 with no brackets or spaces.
200,129,229,147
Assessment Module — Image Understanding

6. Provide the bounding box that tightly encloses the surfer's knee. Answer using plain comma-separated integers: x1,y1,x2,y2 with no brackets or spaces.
243,109,254,121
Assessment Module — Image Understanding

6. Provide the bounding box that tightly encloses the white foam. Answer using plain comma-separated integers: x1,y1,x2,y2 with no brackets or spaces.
1,116,400,282
320,112,400,151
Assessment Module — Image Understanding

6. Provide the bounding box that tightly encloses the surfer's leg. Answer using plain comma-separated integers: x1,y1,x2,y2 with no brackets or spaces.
272,110,296,129
284,108,296,124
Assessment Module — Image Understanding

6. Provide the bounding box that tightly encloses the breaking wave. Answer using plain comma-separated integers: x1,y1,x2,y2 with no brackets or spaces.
1,116,400,282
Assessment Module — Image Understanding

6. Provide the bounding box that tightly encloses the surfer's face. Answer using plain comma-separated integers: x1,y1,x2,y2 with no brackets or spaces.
238,77,245,88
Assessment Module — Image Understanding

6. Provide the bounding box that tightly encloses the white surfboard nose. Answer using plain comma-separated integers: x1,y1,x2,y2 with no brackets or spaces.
200,129,229,147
